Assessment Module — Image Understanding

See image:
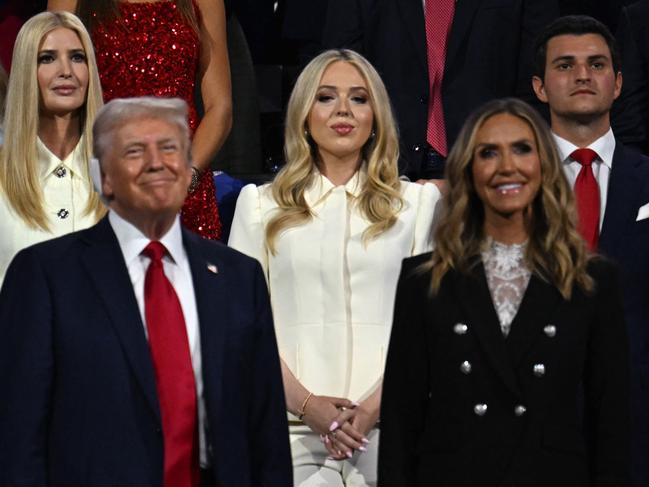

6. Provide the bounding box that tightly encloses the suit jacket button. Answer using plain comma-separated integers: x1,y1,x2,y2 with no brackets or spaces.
460,360,472,374
453,323,468,335
543,324,556,337
514,404,527,416
419,95,428,104
533,363,546,377
473,403,487,416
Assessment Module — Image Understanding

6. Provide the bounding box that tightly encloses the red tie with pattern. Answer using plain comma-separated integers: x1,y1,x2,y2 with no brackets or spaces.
143,241,199,487
571,149,600,250
424,0,455,156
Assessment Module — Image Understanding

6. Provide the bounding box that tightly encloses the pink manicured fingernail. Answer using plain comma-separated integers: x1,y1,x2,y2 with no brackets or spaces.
324,435,330,444
329,421,339,431
352,401,360,407
346,451,353,458
362,437,370,444
358,445,368,452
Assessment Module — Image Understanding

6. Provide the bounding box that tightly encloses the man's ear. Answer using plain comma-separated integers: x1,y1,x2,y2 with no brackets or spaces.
613,71,623,100
532,76,548,103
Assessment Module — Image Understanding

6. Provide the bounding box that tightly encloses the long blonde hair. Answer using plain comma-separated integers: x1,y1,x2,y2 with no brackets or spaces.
266,49,403,253
427,98,593,299
0,11,104,230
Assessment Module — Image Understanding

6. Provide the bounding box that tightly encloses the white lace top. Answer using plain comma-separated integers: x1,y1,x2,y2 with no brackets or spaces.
481,239,531,337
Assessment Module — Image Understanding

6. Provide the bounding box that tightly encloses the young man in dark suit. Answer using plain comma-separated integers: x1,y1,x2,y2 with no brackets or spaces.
532,16,649,487
324,0,559,180
0,97,292,487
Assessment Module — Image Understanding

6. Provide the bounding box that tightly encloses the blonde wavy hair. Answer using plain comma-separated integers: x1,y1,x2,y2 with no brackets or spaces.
0,11,104,230
427,98,593,299
266,49,403,253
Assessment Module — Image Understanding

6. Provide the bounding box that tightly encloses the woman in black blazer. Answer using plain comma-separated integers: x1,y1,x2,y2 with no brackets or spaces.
379,98,630,487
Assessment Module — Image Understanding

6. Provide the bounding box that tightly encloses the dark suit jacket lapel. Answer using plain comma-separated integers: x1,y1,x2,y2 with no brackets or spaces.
453,263,521,398
80,217,160,420
445,0,481,72
505,274,561,367
182,230,227,423
600,144,642,254
398,0,429,75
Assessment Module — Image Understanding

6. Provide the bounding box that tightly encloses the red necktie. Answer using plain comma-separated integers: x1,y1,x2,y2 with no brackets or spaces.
143,241,199,487
424,0,455,156
571,149,600,250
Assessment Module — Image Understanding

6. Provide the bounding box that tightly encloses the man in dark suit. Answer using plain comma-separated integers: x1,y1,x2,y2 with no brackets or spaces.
0,97,292,487
323,0,559,180
532,16,649,487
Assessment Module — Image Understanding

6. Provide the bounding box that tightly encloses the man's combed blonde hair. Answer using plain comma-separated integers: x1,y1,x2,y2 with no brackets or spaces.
266,49,403,253
427,98,593,300
0,11,104,230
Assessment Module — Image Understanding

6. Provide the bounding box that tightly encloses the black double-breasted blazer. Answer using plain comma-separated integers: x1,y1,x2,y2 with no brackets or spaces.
379,253,630,487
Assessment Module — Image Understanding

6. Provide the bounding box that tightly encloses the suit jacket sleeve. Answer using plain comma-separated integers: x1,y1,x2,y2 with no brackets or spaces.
0,249,53,487
584,261,631,486
228,183,269,277
612,5,649,153
248,259,293,486
378,256,431,485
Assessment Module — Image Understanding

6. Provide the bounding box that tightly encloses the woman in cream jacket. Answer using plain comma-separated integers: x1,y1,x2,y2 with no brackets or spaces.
229,49,441,486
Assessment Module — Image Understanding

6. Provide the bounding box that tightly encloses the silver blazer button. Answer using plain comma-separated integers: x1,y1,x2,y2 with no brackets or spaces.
543,325,557,337
453,323,468,335
514,405,527,416
473,403,487,416
460,361,472,374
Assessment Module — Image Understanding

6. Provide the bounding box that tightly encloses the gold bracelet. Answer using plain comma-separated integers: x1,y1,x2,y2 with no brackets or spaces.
297,392,314,420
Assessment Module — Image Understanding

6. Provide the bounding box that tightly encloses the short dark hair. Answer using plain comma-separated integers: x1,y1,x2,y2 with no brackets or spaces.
533,15,620,79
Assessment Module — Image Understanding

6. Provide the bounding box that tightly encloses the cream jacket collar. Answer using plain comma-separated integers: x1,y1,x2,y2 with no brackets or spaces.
37,137,86,181
304,165,368,208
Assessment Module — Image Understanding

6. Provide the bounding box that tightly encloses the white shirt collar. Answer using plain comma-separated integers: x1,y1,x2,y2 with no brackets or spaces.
37,137,87,180
552,128,616,169
304,164,368,208
108,210,185,268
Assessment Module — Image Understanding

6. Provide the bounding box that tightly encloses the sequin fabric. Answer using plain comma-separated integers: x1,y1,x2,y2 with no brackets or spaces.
92,1,221,240
481,239,531,337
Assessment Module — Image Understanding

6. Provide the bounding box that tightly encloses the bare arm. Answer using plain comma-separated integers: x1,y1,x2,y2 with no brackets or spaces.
47,0,77,11
192,0,232,172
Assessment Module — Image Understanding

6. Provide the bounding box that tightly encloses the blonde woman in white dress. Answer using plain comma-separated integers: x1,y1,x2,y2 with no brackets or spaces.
229,49,442,486
0,11,104,284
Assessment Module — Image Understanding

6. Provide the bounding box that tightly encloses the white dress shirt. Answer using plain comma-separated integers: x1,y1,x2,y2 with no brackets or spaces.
553,129,616,229
108,211,209,466
0,138,97,284
229,169,440,414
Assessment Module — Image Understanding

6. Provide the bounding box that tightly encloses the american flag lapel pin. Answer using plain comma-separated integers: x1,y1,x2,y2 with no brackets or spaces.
207,263,218,274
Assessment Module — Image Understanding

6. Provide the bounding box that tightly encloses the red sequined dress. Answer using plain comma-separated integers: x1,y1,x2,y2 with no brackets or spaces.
92,0,221,240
